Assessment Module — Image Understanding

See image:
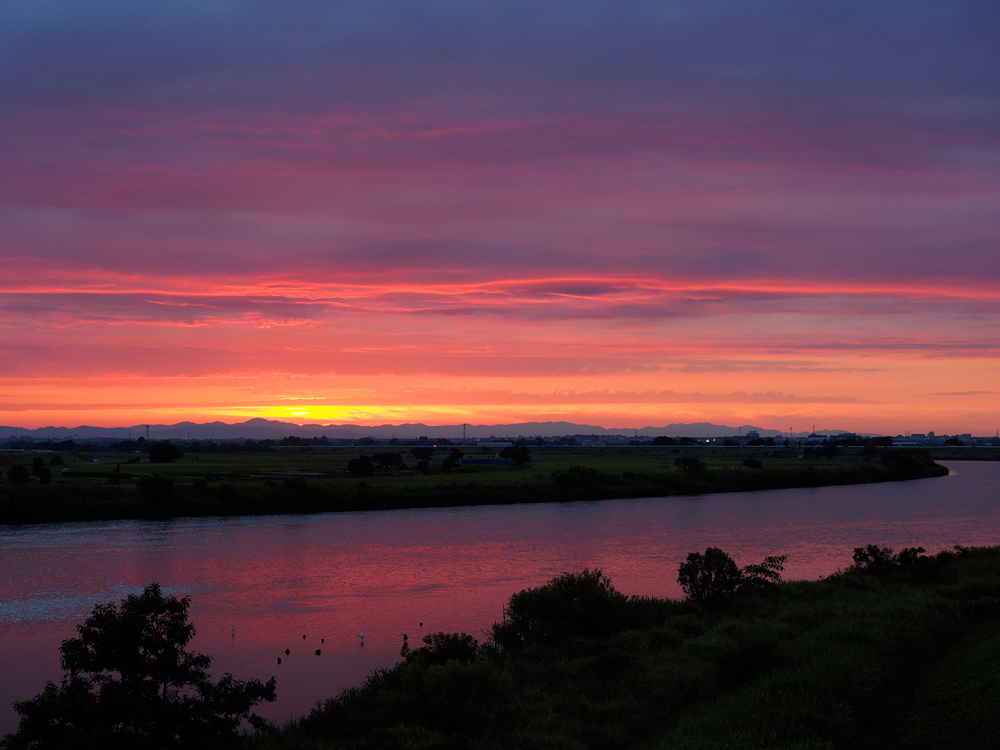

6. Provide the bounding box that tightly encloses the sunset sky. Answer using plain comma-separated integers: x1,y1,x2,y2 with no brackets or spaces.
2,1,998,434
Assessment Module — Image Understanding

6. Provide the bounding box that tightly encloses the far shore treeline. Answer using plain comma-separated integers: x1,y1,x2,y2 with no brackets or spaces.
5,543,1000,749
0,439,953,526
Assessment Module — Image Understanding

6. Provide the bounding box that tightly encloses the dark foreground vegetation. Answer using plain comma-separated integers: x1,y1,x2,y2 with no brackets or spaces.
7,544,1000,749
247,544,1000,750
0,446,947,525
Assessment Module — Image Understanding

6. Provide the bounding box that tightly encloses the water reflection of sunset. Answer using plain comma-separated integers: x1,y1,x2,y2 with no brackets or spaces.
2,464,998,733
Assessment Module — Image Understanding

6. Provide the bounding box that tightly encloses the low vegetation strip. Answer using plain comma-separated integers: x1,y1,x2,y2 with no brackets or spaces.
0,447,947,525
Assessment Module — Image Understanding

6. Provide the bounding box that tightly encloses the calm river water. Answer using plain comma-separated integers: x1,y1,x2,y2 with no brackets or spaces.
2,461,998,733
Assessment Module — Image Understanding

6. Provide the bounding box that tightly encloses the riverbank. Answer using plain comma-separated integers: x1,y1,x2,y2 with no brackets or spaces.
0,447,947,526
247,544,1000,750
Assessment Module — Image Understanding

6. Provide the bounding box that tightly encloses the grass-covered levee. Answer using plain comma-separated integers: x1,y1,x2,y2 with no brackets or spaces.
249,545,1000,750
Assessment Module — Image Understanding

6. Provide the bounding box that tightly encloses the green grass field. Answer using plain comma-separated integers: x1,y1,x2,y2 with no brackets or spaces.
0,445,950,525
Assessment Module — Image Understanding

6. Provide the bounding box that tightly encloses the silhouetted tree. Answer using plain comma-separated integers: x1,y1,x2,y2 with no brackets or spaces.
677,548,742,606
492,570,628,651
30,457,52,483
674,455,708,479
849,544,896,573
148,442,183,463
373,452,403,474
499,444,531,467
6,464,30,484
346,454,374,477
678,548,787,606
1,583,275,750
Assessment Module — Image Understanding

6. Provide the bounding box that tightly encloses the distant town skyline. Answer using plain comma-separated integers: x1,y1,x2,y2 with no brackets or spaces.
2,2,998,435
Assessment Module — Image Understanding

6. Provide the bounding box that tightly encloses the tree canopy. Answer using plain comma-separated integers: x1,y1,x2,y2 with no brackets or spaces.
677,547,787,606
1,583,275,750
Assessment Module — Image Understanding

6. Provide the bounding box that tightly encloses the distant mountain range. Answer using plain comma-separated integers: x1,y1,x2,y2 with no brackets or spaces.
0,418,845,441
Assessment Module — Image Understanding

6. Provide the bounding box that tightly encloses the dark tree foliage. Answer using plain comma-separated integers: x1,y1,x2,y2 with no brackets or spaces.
148,442,184,463
740,554,789,590
492,569,629,651
677,548,788,606
404,632,481,667
410,447,435,461
849,544,899,574
373,452,403,473
7,463,31,484
848,544,928,575
30,457,52,483
677,548,742,605
499,444,531,467
346,454,374,477
674,455,708,479
1,583,275,750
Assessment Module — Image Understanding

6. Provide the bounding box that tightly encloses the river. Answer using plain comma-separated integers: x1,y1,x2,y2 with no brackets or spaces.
1,461,998,734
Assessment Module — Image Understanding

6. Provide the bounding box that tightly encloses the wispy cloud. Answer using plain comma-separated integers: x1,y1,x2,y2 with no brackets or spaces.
0,1,998,432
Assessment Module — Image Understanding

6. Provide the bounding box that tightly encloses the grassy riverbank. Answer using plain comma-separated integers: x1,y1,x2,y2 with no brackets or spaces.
0,447,947,525
247,544,1000,750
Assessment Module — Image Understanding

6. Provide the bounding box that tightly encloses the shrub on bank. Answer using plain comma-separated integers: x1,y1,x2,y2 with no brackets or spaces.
252,545,1000,750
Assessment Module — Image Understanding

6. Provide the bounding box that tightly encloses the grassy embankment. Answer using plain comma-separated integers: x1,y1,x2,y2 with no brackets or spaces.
0,446,948,525
248,545,1000,750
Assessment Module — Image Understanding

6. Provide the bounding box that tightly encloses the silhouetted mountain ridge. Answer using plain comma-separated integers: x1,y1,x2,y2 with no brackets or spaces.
0,419,849,441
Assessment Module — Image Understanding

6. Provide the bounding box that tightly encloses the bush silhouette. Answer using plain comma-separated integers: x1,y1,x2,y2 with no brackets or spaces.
678,548,788,605
675,455,708,478
347,454,374,477
7,463,30,484
1,583,275,750
678,548,742,605
493,569,629,650
148,442,184,463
